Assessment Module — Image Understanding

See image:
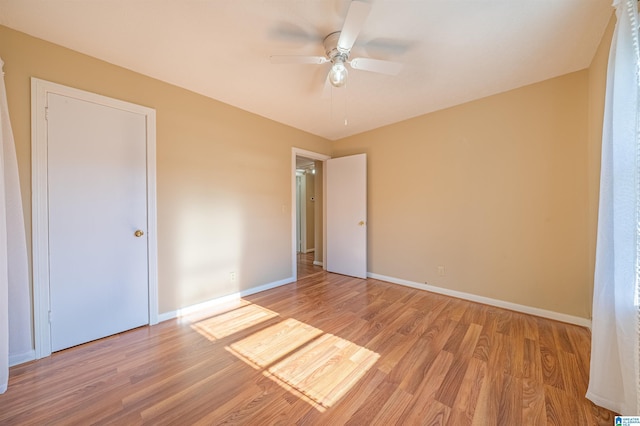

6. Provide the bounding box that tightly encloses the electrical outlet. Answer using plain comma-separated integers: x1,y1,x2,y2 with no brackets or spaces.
230,271,237,282
437,266,446,276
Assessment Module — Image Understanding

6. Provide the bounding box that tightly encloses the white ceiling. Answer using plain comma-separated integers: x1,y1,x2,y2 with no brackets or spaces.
0,0,612,140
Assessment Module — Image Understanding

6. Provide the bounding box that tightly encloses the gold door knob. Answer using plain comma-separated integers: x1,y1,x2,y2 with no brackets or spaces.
358,221,366,226
134,230,144,237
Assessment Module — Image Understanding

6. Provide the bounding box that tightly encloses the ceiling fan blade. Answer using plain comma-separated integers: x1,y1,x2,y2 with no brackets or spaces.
268,22,319,45
349,57,403,75
269,55,328,65
363,37,416,56
337,0,371,51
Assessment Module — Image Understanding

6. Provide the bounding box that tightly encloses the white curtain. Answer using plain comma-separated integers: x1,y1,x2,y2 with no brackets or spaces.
587,0,640,415
0,58,29,394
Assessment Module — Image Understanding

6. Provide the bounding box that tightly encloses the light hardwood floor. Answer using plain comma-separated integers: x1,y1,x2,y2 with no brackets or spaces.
1,272,616,425
297,252,323,280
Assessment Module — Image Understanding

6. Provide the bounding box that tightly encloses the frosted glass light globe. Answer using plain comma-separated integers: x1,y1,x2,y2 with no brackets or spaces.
329,61,348,87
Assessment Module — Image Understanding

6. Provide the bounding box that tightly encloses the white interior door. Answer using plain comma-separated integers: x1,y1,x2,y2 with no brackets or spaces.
47,92,149,351
326,154,367,278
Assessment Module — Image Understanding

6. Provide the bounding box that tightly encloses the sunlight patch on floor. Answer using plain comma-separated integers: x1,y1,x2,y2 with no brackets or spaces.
227,317,380,410
227,318,323,368
191,303,278,340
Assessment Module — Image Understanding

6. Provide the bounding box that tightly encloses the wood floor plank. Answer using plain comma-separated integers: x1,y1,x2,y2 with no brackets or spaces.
552,322,575,354
523,312,541,340
418,399,452,425
565,324,592,393
442,321,469,353
395,307,428,336
522,378,547,426
436,323,482,407
395,319,456,394
497,373,523,425
452,356,486,423
545,383,569,425
470,368,494,426
369,386,414,425
446,297,470,322
472,308,497,363
374,331,421,374
538,318,566,390
495,308,513,335
523,337,544,382
343,381,397,426
559,350,584,397
0,271,617,425
396,350,455,424
298,367,387,425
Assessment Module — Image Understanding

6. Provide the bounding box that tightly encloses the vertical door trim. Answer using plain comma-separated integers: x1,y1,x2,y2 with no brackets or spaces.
295,173,305,253
31,78,158,358
291,148,330,280
297,173,307,253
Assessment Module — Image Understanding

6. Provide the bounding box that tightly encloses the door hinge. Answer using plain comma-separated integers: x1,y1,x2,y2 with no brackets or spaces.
48,310,52,323
44,107,49,121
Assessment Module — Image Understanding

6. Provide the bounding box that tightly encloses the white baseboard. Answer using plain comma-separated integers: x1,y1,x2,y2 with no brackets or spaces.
313,261,324,267
158,276,296,323
304,248,315,254
9,349,36,367
367,273,591,328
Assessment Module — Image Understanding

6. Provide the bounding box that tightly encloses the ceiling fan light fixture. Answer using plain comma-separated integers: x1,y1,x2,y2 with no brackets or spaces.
269,3,403,93
329,58,348,88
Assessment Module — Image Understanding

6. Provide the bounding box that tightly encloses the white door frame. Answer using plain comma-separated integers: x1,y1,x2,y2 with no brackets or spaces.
31,78,159,358
295,172,306,253
291,148,330,280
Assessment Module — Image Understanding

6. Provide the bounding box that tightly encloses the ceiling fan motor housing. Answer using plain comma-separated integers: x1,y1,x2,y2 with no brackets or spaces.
324,31,349,63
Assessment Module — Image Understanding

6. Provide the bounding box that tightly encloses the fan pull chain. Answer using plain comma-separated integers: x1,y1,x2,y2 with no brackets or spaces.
329,83,349,127
343,83,349,126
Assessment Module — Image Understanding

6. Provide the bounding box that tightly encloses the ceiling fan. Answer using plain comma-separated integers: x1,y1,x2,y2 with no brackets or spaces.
269,0,403,89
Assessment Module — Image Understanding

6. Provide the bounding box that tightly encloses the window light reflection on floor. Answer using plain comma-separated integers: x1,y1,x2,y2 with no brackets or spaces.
191,301,380,411
190,302,278,341
227,318,323,368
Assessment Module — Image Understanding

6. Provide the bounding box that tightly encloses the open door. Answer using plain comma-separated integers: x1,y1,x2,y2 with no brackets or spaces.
326,154,367,278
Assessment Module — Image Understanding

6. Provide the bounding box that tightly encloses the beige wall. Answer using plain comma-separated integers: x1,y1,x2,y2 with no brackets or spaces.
332,70,597,318
586,14,615,312
0,24,330,328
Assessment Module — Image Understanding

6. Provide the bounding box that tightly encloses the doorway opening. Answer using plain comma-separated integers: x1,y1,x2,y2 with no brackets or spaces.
292,149,330,280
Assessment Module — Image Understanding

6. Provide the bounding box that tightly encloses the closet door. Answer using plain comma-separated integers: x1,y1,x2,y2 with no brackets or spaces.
47,92,149,351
